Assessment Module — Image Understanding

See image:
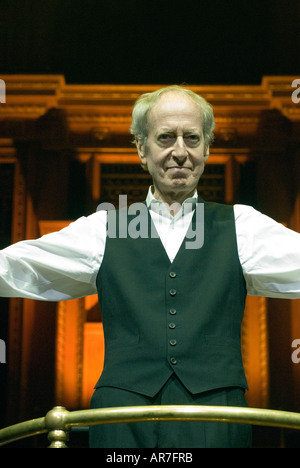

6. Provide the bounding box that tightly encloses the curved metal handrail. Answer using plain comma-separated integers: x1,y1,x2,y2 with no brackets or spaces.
1,405,300,447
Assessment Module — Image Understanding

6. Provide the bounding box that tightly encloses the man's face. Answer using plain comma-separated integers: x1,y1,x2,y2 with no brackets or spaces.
137,92,209,203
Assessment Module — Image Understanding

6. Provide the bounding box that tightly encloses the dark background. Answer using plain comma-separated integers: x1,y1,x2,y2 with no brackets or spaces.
0,0,299,85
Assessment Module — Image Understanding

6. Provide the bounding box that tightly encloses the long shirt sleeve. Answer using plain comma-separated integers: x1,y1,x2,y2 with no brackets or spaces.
0,211,107,301
234,204,300,299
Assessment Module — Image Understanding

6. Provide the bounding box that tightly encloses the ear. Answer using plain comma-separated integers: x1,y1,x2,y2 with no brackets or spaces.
204,146,210,162
136,140,147,166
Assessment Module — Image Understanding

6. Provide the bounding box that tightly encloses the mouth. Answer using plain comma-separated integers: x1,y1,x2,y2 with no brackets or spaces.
166,166,192,179
167,166,192,171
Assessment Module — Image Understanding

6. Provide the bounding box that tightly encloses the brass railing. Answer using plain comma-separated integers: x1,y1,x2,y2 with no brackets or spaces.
1,405,300,447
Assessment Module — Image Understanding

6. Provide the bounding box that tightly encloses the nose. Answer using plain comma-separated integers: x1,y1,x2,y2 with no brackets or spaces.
172,136,188,162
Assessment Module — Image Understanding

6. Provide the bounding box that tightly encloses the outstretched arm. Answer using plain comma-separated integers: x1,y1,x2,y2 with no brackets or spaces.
234,205,300,299
0,211,107,301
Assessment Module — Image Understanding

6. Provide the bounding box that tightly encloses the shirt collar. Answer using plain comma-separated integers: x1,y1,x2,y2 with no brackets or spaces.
146,186,197,219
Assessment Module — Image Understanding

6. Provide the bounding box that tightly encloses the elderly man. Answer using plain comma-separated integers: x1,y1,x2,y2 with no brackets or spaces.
1,86,300,448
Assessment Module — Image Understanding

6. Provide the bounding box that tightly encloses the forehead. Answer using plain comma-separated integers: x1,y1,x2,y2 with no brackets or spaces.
148,92,203,130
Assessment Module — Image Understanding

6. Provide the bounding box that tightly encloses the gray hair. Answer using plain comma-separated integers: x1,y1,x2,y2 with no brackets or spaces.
130,85,215,149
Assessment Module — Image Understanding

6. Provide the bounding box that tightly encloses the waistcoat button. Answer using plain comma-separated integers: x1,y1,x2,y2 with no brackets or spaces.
169,308,177,315
169,322,176,329
169,271,176,278
169,289,177,296
170,357,177,365
169,339,177,346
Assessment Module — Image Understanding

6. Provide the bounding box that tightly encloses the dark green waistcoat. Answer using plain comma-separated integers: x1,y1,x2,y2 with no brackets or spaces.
95,199,248,397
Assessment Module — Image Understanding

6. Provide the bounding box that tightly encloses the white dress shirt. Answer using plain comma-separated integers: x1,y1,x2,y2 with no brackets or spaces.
0,187,299,301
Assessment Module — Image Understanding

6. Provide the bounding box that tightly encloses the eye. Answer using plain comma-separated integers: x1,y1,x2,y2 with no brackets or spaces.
157,133,175,146
184,134,201,146
159,133,172,140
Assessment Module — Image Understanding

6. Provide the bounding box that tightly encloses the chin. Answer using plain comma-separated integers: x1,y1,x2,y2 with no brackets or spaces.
168,179,188,189
170,177,192,187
